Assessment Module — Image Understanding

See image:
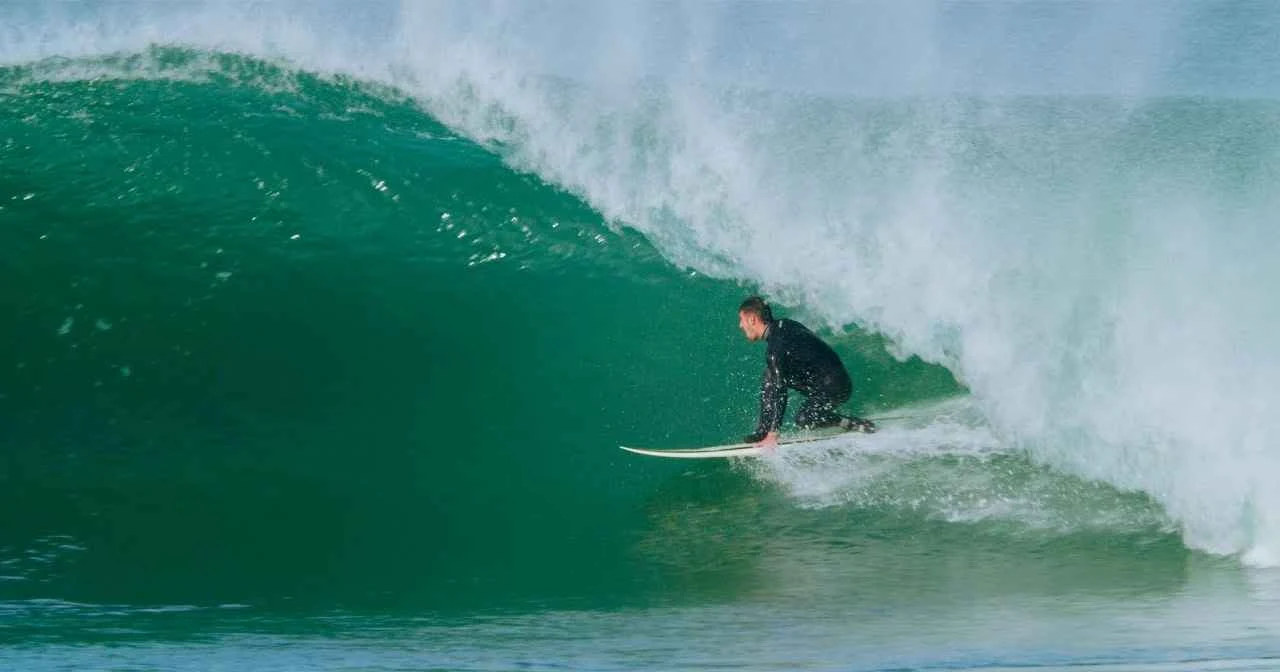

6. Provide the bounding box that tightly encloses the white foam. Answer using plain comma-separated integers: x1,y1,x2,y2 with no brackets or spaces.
744,399,1171,535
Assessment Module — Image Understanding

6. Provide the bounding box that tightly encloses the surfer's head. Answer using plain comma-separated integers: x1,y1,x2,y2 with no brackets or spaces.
737,296,772,341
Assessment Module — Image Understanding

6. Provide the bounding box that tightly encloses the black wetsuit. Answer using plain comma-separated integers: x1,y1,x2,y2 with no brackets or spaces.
747,318,853,441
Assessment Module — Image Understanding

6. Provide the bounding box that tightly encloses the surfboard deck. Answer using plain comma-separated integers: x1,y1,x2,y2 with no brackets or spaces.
620,429,858,459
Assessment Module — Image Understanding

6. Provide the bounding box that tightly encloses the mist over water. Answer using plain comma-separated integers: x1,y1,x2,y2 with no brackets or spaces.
4,0,1280,570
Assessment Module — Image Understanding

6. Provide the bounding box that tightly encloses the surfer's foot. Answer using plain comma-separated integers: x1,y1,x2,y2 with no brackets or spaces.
839,417,877,433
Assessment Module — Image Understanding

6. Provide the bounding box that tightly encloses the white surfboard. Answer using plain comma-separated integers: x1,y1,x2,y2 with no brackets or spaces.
620,430,856,459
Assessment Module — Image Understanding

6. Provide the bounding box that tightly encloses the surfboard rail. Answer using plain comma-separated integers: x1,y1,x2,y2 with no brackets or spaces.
619,430,853,459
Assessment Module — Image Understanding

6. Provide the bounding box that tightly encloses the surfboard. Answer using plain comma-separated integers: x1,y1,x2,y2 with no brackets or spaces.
619,430,854,459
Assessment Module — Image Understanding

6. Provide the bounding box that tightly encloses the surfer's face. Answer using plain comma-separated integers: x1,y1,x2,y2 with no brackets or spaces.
738,311,766,341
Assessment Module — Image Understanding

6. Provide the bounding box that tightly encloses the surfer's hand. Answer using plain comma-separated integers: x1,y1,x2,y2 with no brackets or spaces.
744,431,779,454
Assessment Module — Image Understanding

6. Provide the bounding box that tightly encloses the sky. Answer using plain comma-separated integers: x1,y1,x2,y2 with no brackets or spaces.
2,1,1279,97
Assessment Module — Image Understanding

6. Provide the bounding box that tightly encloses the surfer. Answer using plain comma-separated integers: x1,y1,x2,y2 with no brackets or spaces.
737,296,876,446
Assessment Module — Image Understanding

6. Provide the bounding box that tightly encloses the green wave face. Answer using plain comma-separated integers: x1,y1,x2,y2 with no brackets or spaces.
0,52,978,610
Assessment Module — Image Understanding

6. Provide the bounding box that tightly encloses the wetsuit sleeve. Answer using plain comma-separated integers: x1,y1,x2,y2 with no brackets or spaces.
752,349,787,437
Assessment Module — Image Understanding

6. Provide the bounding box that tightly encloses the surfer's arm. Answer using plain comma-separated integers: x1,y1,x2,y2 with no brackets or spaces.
747,350,786,442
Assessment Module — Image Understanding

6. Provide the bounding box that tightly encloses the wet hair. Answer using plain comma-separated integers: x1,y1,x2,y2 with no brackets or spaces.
738,296,773,323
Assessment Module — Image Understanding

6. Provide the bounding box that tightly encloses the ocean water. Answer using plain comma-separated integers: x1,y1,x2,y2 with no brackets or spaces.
4,2,1280,670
